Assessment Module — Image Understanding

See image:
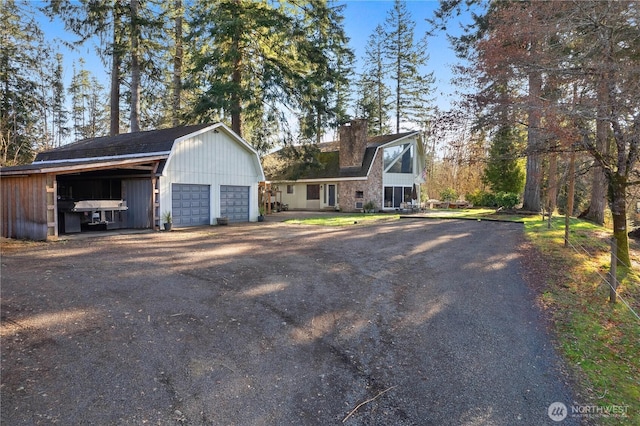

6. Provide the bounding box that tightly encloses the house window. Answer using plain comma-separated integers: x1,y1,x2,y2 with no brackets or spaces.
384,144,413,174
306,184,320,200
355,191,364,199
384,186,413,208
404,186,413,202
287,185,294,194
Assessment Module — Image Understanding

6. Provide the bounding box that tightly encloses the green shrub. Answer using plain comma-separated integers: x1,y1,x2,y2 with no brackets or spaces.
466,190,519,209
363,200,377,213
496,192,520,209
467,190,496,207
439,188,458,202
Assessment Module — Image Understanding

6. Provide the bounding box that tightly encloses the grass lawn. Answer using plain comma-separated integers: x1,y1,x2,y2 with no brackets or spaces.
523,216,639,424
286,210,639,423
284,213,399,226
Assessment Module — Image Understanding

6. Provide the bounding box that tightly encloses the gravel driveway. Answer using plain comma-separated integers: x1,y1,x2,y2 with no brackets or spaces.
1,217,577,425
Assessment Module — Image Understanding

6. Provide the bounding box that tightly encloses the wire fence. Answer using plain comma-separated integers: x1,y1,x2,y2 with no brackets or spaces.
546,214,640,322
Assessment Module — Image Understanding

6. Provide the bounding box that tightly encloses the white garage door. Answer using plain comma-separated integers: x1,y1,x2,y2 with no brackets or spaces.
220,185,249,223
172,184,210,226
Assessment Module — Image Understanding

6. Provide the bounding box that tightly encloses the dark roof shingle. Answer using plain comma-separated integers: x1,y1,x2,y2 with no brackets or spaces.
34,123,213,162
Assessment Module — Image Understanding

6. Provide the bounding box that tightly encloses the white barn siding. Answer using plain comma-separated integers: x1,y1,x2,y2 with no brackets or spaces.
161,128,263,223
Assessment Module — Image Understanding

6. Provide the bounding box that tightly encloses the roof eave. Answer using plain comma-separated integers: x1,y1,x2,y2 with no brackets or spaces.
0,155,169,176
32,151,171,166
268,176,368,183
378,131,420,149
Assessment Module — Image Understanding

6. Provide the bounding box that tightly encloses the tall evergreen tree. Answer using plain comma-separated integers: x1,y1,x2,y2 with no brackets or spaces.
126,0,165,132
383,0,434,133
296,1,354,143
187,0,293,144
45,0,123,135
170,0,184,127
357,24,392,136
68,59,107,141
148,0,191,130
46,0,164,135
51,53,69,147
430,0,546,211
109,2,125,135
129,0,141,132
568,0,640,265
187,0,353,151
1,0,50,165
482,125,525,194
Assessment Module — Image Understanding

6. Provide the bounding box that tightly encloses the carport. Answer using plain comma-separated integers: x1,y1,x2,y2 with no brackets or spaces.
1,156,164,240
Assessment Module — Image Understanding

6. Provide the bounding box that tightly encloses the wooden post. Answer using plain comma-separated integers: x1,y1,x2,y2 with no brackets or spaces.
46,174,58,238
151,161,159,230
610,237,618,304
564,207,569,247
548,151,558,229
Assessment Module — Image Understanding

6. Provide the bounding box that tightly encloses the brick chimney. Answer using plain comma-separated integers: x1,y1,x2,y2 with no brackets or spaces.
339,119,368,169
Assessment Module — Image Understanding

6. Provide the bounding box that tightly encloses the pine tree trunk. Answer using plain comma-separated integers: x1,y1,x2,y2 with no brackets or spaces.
231,55,242,137
583,77,609,225
547,151,558,213
110,49,120,136
522,69,542,212
230,3,242,137
316,108,322,144
172,0,183,127
567,151,575,216
110,7,121,137
129,0,141,133
565,151,576,247
395,58,401,134
377,83,383,135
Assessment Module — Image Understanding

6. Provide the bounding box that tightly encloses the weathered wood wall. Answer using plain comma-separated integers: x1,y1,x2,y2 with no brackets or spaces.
1,174,53,240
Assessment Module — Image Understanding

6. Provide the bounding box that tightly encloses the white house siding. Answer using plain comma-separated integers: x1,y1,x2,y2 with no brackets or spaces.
161,128,263,223
278,182,311,210
276,181,341,210
383,173,415,187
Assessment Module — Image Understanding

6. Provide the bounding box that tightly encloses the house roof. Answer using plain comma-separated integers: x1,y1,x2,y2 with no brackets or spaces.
263,131,417,181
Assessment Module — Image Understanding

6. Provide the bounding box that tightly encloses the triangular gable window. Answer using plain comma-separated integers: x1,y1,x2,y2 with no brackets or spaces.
383,143,413,174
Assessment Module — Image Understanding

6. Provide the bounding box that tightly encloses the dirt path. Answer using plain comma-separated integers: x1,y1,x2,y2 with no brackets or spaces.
1,219,577,425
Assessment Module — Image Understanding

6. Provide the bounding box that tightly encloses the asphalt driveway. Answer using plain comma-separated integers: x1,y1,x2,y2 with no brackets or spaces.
1,218,577,425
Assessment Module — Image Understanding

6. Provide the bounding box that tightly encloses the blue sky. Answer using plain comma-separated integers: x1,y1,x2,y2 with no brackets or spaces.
37,1,466,119
340,0,462,110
